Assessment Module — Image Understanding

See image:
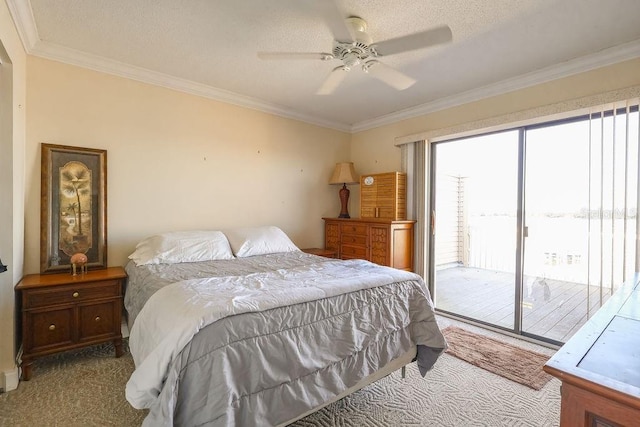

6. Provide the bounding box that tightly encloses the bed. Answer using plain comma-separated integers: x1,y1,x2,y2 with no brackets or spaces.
123,227,447,426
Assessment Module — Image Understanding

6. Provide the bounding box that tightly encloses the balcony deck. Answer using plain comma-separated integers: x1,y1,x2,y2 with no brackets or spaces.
434,266,614,343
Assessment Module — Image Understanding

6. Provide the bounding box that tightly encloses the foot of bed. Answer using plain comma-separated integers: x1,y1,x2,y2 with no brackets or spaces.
401,366,406,379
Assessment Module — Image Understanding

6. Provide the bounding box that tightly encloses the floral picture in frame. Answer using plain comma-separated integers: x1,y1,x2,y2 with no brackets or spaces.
40,143,107,273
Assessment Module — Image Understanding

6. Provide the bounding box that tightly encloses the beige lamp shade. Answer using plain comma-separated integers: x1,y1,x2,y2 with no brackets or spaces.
329,162,358,185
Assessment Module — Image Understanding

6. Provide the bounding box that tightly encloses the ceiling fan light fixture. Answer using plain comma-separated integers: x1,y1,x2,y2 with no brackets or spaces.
343,53,361,70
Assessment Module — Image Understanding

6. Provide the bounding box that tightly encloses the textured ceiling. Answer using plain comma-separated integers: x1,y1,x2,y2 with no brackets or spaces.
9,0,640,131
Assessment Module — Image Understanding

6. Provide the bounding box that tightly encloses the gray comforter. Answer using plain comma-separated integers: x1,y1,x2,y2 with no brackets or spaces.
124,252,446,426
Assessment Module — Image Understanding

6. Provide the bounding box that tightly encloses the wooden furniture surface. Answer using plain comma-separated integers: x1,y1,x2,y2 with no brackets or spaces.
323,217,415,271
15,267,127,380
301,248,338,258
543,274,640,426
360,172,407,220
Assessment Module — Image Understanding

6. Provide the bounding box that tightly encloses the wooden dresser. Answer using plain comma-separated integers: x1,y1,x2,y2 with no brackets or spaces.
543,274,640,426
15,267,127,380
323,217,415,271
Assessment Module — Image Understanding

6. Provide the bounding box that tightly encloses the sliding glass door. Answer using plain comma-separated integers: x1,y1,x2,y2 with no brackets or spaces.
432,130,519,330
431,104,640,344
521,119,592,342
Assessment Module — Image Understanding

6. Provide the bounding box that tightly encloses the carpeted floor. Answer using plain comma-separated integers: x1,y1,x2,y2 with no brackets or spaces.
0,317,561,426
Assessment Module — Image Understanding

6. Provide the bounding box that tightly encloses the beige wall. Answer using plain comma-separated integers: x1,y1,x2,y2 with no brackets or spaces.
24,57,352,273
0,0,27,390
351,58,640,192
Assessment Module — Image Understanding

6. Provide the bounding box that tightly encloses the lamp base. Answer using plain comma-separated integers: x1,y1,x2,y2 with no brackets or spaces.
338,183,351,219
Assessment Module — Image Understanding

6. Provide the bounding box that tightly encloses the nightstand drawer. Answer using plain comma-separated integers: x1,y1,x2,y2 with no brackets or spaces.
28,307,74,351
78,300,119,341
24,280,121,309
340,223,367,235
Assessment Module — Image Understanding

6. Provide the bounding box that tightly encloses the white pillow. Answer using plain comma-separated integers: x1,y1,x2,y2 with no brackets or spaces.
224,226,299,257
128,230,235,266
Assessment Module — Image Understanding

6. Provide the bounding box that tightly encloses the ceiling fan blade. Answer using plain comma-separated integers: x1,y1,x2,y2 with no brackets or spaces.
316,66,348,95
315,0,354,43
257,52,333,60
364,61,416,91
372,25,452,56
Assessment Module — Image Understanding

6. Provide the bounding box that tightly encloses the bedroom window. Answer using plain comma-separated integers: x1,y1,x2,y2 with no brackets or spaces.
431,102,640,344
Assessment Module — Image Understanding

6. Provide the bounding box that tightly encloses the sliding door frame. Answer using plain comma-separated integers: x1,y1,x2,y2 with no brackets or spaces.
428,105,639,345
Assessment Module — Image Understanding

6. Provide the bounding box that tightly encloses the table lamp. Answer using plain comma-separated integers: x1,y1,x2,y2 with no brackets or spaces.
329,162,358,218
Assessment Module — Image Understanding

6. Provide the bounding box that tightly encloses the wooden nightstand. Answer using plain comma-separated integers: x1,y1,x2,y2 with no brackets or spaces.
302,248,338,258
15,266,127,380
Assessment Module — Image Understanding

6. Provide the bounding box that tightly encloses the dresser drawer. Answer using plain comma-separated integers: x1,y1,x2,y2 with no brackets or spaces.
341,234,367,246
341,223,368,235
341,244,367,258
24,280,121,309
27,307,74,352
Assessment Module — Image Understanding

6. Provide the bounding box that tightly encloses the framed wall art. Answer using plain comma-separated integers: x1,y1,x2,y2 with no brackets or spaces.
40,144,107,273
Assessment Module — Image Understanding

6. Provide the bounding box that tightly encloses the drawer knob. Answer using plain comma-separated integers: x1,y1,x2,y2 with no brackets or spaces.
72,292,79,298
95,316,101,322
48,324,56,331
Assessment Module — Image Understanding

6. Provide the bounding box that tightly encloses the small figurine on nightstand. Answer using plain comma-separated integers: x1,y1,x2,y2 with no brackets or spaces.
70,252,88,276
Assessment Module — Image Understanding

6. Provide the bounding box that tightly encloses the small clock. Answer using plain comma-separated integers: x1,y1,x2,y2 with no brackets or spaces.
363,176,374,185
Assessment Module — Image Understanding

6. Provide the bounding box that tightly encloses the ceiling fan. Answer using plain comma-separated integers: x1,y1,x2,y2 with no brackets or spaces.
257,1,452,95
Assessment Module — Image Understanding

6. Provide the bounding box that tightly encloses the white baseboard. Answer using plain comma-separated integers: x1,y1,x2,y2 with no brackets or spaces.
1,367,20,392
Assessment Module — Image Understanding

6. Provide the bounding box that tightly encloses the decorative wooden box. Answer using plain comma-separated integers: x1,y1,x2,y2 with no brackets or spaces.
360,172,407,220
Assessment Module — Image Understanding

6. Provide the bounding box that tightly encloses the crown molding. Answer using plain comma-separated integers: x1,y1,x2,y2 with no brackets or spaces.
350,39,640,133
30,41,353,132
5,0,39,50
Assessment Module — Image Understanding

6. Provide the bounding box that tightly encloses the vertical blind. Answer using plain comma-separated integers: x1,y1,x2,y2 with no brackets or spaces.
401,140,428,279
587,101,640,313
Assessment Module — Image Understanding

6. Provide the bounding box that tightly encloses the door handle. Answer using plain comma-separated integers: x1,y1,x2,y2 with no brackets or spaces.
431,210,436,236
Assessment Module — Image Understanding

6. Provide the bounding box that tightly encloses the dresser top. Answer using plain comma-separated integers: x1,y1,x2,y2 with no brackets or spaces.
323,217,416,224
544,274,640,404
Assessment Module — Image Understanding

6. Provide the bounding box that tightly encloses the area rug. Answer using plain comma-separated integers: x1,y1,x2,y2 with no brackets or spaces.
442,326,553,390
